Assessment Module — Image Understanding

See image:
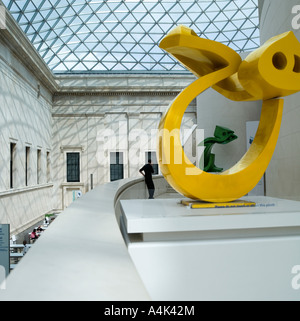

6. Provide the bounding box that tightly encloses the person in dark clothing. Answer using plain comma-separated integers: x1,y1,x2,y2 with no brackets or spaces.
139,159,155,199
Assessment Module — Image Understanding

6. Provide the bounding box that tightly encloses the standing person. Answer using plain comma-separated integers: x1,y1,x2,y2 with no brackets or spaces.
139,159,155,199
23,240,29,255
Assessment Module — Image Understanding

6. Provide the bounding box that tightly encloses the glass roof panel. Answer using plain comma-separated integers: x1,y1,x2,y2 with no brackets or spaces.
2,0,260,74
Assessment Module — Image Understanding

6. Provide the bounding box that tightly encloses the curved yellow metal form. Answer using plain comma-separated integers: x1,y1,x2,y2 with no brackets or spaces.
157,26,300,202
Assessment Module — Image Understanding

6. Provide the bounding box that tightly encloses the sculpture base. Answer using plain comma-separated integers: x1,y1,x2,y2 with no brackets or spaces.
181,199,256,209
120,196,300,300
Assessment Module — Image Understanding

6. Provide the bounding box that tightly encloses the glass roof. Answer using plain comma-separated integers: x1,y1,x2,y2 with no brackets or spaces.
2,0,260,74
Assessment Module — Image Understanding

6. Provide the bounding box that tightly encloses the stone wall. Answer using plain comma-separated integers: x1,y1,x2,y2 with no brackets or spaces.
0,35,54,233
52,75,197,209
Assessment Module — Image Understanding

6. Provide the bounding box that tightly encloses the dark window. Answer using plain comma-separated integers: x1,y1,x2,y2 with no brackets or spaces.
10,143,16,189
67,152,80,182
25,147,30,186
145,151,158,175
37,149,41,184
110,152,124,181
46,151,50,183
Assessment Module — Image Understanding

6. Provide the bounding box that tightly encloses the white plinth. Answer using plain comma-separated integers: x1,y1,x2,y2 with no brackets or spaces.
120,196,300,301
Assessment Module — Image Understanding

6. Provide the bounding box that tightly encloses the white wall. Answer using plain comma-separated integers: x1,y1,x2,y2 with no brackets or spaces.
0,37,54,234
197,88,261,172
259,0,300,201
52,87,196,210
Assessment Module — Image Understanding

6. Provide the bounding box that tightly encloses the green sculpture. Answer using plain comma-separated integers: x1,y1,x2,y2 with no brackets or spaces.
199,126,238,173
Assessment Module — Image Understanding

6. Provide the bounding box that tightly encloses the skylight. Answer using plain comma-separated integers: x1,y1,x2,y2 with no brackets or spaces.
2,0,260,73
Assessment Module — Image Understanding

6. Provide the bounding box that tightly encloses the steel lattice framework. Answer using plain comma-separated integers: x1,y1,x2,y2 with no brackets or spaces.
2,0,260,74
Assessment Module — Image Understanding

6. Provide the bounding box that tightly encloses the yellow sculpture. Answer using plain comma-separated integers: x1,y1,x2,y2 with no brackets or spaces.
157,26,300,203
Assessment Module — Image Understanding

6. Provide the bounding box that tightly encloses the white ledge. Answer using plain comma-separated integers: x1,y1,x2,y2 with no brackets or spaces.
0,178,150,301
0,183,53,198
